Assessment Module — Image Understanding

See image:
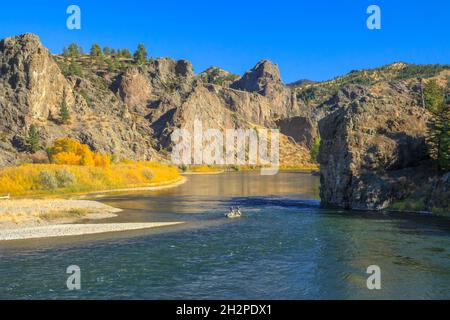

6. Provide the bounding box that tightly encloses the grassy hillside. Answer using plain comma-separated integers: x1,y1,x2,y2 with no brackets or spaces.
294,62,450,107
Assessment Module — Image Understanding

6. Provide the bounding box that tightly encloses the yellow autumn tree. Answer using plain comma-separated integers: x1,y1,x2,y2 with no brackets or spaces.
52,152,82,165
48,138,110,167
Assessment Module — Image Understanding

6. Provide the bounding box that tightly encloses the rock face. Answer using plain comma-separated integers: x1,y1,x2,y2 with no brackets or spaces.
198,67,238,87
231,60,283,95
231,60,301,120
0,33,75,121
117,67,151,108
0,34,163,165
0,33,313,167
276,116,317,148
428,173,450,211
318,95,431,210
150,57,194,82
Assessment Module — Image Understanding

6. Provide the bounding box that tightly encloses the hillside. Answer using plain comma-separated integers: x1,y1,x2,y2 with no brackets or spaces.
293,62,450,111
0,33,312,167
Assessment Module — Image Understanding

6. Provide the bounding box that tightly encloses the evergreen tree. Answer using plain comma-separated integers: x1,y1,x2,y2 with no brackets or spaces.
120,48,132,59
425,80,449,171
103,46,111,56
26,124,40,153
62,60,83,77
424,80,445,114
68,43,79,58
59,93,71,124
133,44,148,65
90,44,103,58
62,47,70,58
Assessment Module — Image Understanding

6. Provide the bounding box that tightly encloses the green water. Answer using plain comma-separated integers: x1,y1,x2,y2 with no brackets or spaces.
0,171,449,299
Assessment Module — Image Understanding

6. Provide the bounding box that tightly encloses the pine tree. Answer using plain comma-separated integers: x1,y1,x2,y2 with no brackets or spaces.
90,44,103,58
120,48,132,59
425,80,449,171
103,46,111,56
133,44,148,65
68,43,79,58
62,47,70,58
26,124,40,153
59,94,71,124
424,80,444,114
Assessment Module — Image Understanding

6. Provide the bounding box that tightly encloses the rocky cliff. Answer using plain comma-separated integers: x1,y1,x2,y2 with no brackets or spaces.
0,33,312,167
318,74,449,211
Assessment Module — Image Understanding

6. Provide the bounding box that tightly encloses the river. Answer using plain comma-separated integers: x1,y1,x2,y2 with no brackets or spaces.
0,171,449,299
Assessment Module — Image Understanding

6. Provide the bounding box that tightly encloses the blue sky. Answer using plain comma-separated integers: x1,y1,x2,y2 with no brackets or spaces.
0,0,449,82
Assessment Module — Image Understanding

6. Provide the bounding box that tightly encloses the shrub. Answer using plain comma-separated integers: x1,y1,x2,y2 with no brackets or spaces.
141,168,154,180
55,169,77,187
39,171,58,190
310,138,321,163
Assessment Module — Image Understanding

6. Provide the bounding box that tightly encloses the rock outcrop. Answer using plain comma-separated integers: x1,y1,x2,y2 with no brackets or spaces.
318,95,431,210
428,173,450,211
231,60,301,120
0,34,75,122
231,60,283,95
117,67,151,108
276,116,318,148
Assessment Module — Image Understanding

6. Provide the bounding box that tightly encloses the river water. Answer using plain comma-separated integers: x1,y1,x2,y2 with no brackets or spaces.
0,171,449,299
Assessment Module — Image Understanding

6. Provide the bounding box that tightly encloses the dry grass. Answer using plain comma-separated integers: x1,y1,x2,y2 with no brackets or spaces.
0,199,120,226
0,161,181,197
187,165,224,173
38,209,89,221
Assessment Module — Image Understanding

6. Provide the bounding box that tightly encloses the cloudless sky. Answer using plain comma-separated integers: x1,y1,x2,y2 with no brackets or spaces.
0,0,449,82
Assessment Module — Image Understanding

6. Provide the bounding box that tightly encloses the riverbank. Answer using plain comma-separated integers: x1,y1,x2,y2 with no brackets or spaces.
78,176,187,197
0,161,181,198
0,175,187,241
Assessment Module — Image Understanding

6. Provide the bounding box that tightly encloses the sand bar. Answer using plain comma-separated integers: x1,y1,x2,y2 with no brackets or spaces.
0,222,184,241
